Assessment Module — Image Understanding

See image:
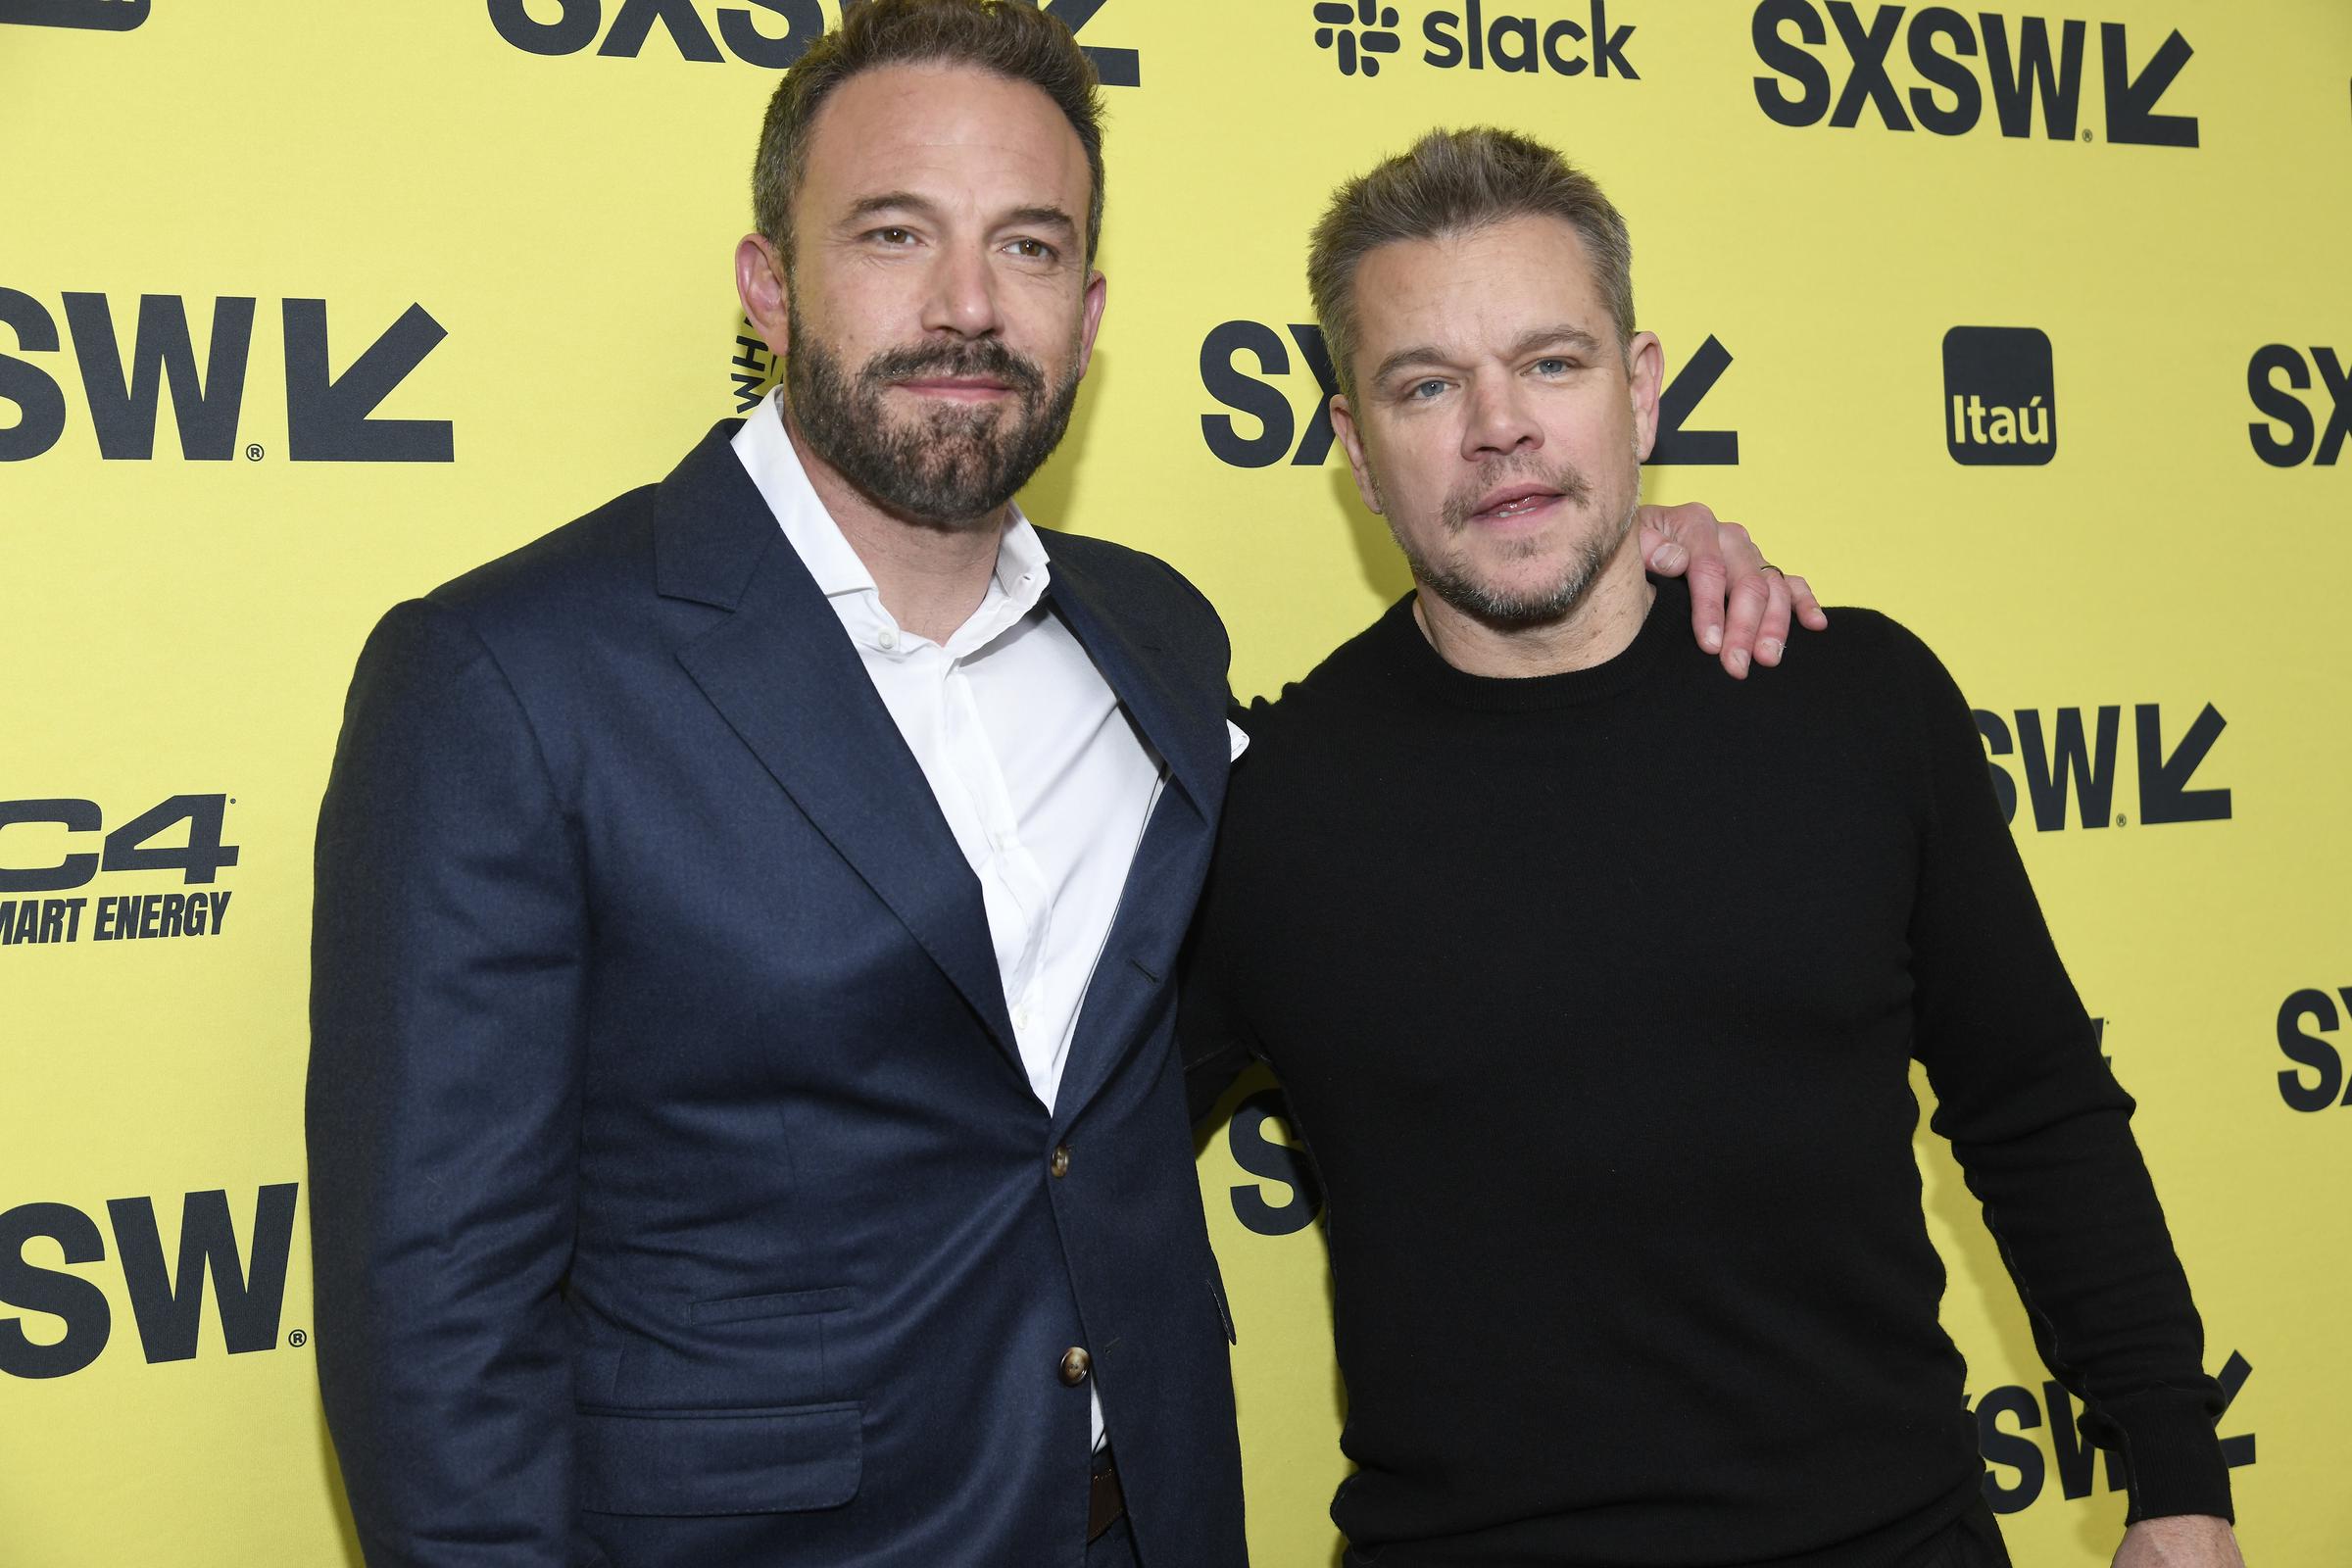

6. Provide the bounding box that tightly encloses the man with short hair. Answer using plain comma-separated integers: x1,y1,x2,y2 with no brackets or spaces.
1181,127,2244,1568
307,5,1802,1566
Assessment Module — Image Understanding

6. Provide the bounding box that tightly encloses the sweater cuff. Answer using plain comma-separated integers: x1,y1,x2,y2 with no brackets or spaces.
2107,1390,2235,1524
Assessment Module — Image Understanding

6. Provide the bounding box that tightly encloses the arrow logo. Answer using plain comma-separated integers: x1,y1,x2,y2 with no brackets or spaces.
2102,24,2198,148
2135,703,2230,825
1648,335,1739,466
282,301,453,464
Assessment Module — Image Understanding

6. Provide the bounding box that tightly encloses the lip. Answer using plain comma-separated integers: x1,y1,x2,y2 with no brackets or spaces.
893,377,1015,401
1469,483,1565,522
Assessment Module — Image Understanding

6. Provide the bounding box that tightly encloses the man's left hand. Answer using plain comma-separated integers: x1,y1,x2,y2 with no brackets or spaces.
1640,501,1828,679
2115,1515,2246,1567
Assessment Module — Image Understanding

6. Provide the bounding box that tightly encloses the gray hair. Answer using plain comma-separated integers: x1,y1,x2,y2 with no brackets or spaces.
1307,126,1636,401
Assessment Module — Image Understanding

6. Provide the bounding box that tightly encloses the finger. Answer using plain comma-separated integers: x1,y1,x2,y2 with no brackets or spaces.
1684,548,1729,657
1753,573,1795,667
1641,502,1702,577
1784,572,1829,631
1719,573,1774,679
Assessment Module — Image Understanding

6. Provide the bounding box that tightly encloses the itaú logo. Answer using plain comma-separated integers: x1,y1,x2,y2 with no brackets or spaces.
0,0,150,30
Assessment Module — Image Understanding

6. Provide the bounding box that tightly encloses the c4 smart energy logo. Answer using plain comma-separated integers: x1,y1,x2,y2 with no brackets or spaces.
1752,3,2197,146
1943,326,2053,466
1312,0,1639,82
490,0,1143,87
0,794,240,948
0,0,148,30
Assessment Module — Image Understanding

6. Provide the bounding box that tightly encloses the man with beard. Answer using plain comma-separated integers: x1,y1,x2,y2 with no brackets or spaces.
306,6,1805,1567
1179,128,2242,1568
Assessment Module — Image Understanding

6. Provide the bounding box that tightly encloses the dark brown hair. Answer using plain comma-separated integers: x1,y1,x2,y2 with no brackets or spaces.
1307,126,1636,401
753,0,1105,268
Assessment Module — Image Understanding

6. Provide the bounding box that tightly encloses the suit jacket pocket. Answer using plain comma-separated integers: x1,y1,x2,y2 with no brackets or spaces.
575,1402,861,1516
687,1286,854,1326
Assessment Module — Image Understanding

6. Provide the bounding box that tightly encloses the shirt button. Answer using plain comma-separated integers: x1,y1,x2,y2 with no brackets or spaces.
875,628,898,651
1050,1144,1071,1179
1012,1005,1032,1031
1058,1348,1092,1387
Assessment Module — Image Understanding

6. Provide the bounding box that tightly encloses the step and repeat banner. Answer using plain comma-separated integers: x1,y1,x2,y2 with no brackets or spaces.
3,3,2346,1564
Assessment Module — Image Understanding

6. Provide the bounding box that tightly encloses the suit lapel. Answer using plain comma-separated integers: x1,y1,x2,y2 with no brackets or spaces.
657,424,1021,1064
1043,546,1229,1129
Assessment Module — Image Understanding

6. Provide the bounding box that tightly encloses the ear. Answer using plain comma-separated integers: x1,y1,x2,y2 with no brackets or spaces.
1329,393,1383,515
1075,268,1108,380
1626,329,1665,462
735,233,792,360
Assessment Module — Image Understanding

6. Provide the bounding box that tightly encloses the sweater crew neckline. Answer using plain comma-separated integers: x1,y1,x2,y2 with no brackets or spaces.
1376,574,1682,711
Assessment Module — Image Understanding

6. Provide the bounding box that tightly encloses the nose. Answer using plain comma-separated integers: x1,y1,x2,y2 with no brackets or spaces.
921,240,1002,340
1459,368,1542,462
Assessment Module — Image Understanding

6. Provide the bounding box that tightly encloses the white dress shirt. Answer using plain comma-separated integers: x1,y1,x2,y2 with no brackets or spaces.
733,396,1161,1445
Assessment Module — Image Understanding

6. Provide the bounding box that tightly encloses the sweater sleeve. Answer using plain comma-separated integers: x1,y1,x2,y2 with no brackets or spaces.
1897,626,2230,1523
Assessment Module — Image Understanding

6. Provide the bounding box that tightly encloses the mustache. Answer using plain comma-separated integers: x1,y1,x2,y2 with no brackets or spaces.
860,337,1046,397
1440,457,1593,532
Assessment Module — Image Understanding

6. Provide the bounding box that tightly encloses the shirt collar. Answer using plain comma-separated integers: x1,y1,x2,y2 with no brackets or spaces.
730,392,1054,646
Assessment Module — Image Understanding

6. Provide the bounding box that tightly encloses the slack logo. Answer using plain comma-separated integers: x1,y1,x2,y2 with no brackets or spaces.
1943,326,2054,465
0,0,148,29
1315,0,1638,81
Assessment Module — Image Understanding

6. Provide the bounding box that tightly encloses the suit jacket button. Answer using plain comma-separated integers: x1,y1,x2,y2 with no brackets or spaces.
1050,1143,1072,1179
1059,1348,1092,1387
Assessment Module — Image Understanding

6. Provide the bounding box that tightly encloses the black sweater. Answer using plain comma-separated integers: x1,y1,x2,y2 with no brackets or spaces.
1181,578,2229,1568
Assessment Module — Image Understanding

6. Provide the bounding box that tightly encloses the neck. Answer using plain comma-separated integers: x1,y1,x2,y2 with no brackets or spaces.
1412,536,1654,679
780,397,1007,645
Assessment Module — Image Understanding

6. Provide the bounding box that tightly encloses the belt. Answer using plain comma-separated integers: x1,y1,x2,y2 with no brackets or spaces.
1089,1444,1126,1543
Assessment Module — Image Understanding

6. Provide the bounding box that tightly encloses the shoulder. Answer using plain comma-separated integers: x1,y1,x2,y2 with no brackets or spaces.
1234,597,1412,747
1045,528,1230,659
425,483,662,635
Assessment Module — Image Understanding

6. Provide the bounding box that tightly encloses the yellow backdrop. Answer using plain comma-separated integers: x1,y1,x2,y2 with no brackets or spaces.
3,3,2346,1564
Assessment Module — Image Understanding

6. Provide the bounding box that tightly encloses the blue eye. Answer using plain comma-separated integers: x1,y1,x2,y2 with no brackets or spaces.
1410,379,1446,400
1534,357,1573,375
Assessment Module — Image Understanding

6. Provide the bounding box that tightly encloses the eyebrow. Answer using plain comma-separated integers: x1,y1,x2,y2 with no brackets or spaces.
1370,323,1606,390
842,192,1076,238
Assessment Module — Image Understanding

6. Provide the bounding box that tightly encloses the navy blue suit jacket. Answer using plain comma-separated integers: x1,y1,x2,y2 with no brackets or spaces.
308,423,1249,1567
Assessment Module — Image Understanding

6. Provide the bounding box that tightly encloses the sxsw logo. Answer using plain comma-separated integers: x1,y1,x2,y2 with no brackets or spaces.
0,0,148,29
1971,1352,2253,1513
1974,704,2230,830
0,1186,300,1378
491,0,1141,87
2246,345,2349,467
1752,3,2197,146
1313,0,1638,81
1199,318,1735,467
2278,986,2352,1113
1944,326,2054,465
0,290,451,463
